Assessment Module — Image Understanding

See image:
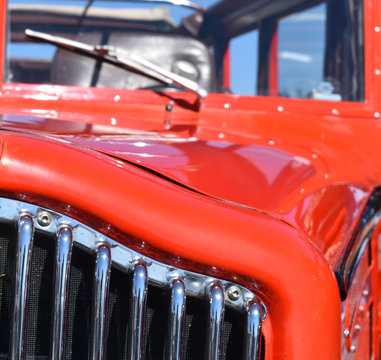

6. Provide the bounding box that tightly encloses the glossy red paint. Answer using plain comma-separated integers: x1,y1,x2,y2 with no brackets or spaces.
0,108,379,269
0,95,380,358
1,0,381,358
0,132,341,359
223,46,230,89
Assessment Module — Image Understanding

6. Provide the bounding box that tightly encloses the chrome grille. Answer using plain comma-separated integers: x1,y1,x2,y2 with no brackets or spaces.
0,198,266,360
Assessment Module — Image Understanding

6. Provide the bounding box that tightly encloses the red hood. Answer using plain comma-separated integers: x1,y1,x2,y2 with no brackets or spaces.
0,113,322,211
0,112,374,267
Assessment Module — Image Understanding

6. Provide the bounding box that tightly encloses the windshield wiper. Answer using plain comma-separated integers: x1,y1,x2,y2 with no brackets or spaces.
121,0,206,12
25,29,208,99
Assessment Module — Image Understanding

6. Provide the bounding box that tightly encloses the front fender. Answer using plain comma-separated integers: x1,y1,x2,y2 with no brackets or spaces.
0,131,341,359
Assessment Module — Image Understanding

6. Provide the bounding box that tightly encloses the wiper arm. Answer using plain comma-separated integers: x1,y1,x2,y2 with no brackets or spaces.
25,29,208,99
121,0,206,12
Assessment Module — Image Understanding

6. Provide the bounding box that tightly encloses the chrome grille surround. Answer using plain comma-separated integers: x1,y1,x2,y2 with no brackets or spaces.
0,197,267,360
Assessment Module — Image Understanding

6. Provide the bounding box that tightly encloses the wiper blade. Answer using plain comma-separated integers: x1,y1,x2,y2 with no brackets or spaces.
122,0,206,12
25,29,208,99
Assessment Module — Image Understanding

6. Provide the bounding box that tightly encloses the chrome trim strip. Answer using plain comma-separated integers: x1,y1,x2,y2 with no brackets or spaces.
11,215,34,360
168,279,186,360
334,187,381,300
0,198,262,312
92,244,111,360
245,302,263,360
128,263,148,360
51,227,73,360
207,283,225,360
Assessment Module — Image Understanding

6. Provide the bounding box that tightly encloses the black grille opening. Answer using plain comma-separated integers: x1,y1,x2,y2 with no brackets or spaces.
25,230,55,359
144,285,170,360
261,334,265,360
65,245,93,360
104,276,248,360
106,266,131,360
184,296,208,360
0,214,264,360
0,222,16,357
223,307,245,359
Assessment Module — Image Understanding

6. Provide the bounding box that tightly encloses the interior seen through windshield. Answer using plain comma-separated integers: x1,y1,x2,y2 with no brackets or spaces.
5,0,364,101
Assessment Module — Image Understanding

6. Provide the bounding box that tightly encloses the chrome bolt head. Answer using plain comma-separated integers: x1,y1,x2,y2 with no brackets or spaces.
359,305,365,312
344,329,350,338
354,324,361,331
37,210,52,227
363,289,369,296
350,345,356,353
227,285,241,301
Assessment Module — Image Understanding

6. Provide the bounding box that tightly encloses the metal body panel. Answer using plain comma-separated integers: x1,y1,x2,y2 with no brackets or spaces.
0,111,375,270
0,0,380,358
0,132,341,359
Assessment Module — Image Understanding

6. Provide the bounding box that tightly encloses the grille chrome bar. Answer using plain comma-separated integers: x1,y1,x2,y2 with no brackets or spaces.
92,244,111,360
207,283,225,360
51,227,73,360
168,279,186,360
128,263,148,360
11,215,34,360
0,198,263,311
245,302,263,360
0,198,267,359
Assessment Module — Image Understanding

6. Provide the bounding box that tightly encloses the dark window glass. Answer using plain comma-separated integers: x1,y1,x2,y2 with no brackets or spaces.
277,0,364,102
278,3,328,99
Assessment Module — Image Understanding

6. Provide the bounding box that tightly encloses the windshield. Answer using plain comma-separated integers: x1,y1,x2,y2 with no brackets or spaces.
6,0,217,92
5,0,364,101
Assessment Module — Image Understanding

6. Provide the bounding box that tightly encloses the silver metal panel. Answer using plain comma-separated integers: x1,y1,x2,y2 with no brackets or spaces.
51,227,74,360
168,279,186,360
11,215,34,360
128,263,148,360
245,302,263,360
207,283,225,360
92,244,111,360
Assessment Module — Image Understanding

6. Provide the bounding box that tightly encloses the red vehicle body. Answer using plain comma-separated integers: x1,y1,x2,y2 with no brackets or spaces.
0,0,380,359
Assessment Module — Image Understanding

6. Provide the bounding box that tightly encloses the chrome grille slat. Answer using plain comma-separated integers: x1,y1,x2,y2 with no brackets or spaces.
92,244,111,360
129,263,148,360
168,279,186,360
11,215,34,360
207,284,225,360
245,302,263,360
0,199,261,310
51,226,73,360
0,198,267,359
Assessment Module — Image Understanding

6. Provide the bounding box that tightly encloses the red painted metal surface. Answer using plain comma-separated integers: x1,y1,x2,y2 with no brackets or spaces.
223,46,231,89
0,0,381,358
0,132,341,359
1,106,380,270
